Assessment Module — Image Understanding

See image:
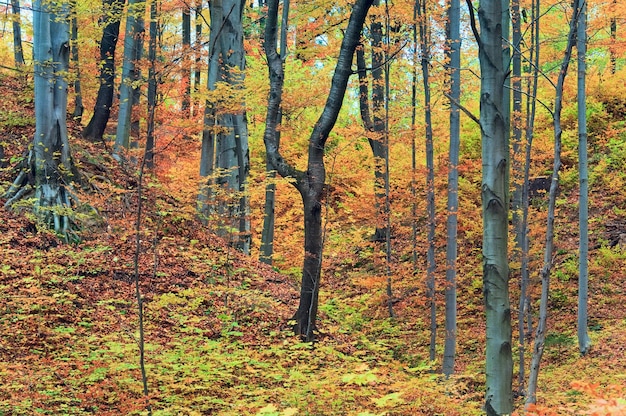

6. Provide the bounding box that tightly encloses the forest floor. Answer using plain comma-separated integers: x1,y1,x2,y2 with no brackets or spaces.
1,73,625,415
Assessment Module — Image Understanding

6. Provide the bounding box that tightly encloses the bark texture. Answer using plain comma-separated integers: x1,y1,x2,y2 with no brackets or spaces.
198,0,250,254
264,0,374,340
476,0,513,412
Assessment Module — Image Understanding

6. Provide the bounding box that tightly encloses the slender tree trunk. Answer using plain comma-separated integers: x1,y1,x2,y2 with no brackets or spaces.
518,0,540,397
70,3,83,121
610,0,616,74
473,0,513,412
356,0,388,243
263,0,374,340
145,0,159,169
182,4,191,115
82,0,124,142
193,0,203,115
415,0,437,364
577,0,591,357
11,0,25,67
116,0,146,153
260,0,289,265
443,0,461,378
198,0,250,254
526,0,582,405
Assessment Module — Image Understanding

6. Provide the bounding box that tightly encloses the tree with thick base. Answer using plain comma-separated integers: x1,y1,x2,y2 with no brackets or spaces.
4,0,77,239
263,0,374,341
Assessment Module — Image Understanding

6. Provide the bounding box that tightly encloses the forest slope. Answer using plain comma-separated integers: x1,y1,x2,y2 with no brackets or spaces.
1,72,625,415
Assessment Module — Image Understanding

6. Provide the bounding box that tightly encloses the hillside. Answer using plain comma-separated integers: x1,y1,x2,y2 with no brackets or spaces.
1,69,625,416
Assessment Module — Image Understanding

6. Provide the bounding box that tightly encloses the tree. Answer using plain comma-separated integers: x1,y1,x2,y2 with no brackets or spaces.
182,3,191,115
70,2,84,121
443,0,460,378
264,0,374,340
576,0,591,356
526,0,582,405
259,0,289,265
4,0,76,237
83,0,124,142
356,1,389,243
11,0,25,67
145,0,160,169
198,0,250,254
415,0,437,364
470,0,513,412
115,0,146,153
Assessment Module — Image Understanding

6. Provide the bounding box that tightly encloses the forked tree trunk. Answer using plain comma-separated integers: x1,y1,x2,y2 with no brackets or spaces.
443,0,461,378
259,0,289,265
82,0,124,142
264,0,374,340
473,0,513,412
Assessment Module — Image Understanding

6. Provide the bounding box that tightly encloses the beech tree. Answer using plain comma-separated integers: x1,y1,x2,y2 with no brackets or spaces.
198,0,250,253
115,0,146,153
259,0,289,265
82,0,124,142
470,0,513,412
4,0,77,237
443,0,461,378
526,0,583,405
11,0,25,67
264,0,374,340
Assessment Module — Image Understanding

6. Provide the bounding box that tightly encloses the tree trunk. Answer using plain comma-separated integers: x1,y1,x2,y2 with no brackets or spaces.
356,0,388,243
145,0,159,169
82,0,124,142
576,0,591,357
115,0,146,153
260,0,289,265
443,0,461,378
475,0,513,412
526,0,582,405
182,4,191,115
32,0,75,236
518,0,540,396
11,0,25,67
263,0,374,340
198,0,250,254
70,4,84,121
610,0,617,74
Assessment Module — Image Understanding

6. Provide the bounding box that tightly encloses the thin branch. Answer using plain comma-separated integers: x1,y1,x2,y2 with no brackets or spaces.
443,92,481,126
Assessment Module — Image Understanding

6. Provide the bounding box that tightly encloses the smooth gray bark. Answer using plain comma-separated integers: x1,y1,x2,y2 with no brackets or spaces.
115,0,145,153
472,0,513,412
260,0,289,265
443,0,461,378
31,0,74,236
11,0,25,67
198,0,250,254
526,0,582,406
415,0,436,364
263,0,374,340
518,0,540,396
577,0,591,357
